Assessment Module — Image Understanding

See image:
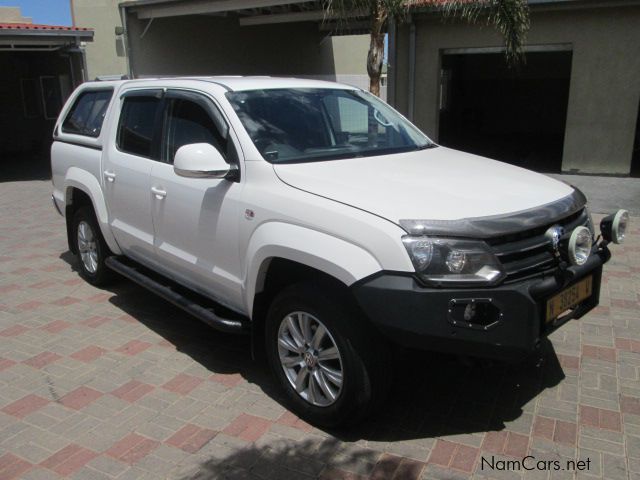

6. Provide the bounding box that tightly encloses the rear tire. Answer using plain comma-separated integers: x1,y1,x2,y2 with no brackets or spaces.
72,206,114,287
265,283,391,428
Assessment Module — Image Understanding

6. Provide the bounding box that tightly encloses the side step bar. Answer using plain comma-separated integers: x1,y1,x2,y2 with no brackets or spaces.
105,256,249,335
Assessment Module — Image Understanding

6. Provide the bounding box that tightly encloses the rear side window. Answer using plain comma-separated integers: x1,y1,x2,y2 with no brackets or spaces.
62,89,113,137
117,96,161,158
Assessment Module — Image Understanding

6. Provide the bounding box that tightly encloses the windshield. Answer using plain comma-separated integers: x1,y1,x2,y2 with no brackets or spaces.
226,88,434,163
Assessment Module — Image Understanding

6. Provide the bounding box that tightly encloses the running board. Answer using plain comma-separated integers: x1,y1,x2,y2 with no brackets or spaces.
105,256,249,335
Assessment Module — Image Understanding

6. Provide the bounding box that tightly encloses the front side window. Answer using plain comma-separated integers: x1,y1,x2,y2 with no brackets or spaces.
62,89,113,137
117,95,161,158
162,98,230,164
226,88,433,163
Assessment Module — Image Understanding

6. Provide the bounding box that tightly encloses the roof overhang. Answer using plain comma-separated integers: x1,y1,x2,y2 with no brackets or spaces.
0,24,94,49
120,0,369,32
122,0,319,19
119,0,640,33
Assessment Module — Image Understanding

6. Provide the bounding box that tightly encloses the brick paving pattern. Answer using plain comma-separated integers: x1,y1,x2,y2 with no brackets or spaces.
1,179,639,479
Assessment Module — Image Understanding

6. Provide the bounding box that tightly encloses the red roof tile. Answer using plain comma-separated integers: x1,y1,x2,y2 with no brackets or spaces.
405,0,477,7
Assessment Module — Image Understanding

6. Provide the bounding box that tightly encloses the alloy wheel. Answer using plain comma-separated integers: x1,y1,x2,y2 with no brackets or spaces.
277,311,344,407
77,221,99,274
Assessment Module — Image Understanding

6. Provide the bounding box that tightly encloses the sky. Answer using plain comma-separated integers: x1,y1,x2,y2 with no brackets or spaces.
0,0,72,26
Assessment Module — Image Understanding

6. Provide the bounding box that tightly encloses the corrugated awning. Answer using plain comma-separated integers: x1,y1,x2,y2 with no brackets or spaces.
0,23,93,33
0,22,93,49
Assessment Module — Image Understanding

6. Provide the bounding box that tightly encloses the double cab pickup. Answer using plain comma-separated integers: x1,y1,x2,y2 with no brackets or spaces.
51,77,628,426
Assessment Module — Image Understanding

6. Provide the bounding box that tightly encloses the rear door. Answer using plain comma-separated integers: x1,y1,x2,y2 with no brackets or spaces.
149,89,244,305
102,89,163,264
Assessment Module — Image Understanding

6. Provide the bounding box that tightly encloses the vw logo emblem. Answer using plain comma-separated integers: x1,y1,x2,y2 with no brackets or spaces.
303,351,316,368
545,225,564,252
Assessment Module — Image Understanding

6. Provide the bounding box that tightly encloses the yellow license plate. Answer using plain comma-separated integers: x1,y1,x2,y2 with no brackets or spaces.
546,275,593,322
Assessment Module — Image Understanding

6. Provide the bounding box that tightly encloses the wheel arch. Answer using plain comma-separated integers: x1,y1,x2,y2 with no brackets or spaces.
245,223,383,360
244,222,382,319
252,257,349,324
63,168,121,254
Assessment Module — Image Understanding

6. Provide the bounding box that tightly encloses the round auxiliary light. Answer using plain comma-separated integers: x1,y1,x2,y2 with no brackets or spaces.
568,226,592,266
612,209,629,244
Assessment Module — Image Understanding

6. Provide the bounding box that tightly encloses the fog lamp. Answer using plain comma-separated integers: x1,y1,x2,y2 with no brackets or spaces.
448,299,501,329
463,303,476,321
568,226,592,266
600,209,629,244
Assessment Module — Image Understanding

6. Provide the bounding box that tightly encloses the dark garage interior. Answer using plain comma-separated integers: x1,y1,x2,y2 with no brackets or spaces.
0,23,91,182
0,51,76,180
438,50,573,173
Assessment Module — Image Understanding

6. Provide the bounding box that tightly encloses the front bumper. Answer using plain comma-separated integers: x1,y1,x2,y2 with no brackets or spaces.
52,194,63,216
352,247,610,361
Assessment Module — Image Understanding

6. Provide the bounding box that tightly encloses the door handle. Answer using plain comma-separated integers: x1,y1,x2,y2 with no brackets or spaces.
103,170,116,182
151,186,167,199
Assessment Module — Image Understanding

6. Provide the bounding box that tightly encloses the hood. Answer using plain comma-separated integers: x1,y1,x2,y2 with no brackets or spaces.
273,146,577,230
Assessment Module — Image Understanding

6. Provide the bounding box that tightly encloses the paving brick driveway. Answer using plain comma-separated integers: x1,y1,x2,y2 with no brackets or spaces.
1,179,639,480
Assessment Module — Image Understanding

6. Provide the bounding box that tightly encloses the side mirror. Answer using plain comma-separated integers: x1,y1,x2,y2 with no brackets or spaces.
174,143,232,179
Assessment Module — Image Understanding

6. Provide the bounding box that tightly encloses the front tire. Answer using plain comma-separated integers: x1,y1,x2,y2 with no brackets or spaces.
72,206,113,286
265,283,391,428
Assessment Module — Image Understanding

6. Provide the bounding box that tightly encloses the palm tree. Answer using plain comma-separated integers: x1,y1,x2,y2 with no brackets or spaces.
323,0,530,97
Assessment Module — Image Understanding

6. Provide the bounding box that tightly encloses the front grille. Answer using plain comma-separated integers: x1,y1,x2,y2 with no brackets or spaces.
487,209,591,283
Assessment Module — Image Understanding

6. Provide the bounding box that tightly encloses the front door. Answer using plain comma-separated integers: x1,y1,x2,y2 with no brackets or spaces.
150,90,243,306
103,90,163,264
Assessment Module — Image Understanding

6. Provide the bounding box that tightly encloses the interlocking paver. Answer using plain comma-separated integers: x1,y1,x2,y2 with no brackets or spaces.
2,394,49,419
59,386,103,410
162,373,204,395
0,453,32,479
1,178,640,479
39,444,98,476
106,432,160,464
166,423,218,453
222,413,272,442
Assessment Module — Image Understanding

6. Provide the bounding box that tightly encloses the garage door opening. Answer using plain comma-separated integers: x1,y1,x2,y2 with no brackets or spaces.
0,21,92,182
0,51,76,181
438,50,572,173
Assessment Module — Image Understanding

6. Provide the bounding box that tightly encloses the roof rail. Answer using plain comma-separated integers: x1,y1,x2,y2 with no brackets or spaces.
94,74,129,81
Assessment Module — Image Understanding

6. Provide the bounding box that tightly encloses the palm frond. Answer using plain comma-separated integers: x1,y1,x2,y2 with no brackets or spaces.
487,0,530,63
323,0,408,33
382,0,411,21
440,0,530,64
322,0,368,31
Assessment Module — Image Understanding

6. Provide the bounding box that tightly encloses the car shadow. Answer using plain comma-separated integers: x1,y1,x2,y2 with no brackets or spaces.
60,252,565,445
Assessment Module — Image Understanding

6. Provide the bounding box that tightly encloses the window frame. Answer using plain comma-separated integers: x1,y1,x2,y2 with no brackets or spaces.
61,87,114,138
115,89,164,160
159,89,239,168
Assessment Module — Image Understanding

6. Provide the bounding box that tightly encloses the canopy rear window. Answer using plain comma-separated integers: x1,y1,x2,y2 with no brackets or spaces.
62,89,113,138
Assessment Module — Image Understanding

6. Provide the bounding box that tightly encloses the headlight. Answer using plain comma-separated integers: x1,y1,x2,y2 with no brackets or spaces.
568,226,592,266
402,236,504,285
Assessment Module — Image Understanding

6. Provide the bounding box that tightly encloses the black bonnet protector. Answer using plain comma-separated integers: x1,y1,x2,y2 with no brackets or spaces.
400,189,587,239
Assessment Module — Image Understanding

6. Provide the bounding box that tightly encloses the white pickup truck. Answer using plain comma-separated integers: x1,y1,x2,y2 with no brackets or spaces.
51,77,628,427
